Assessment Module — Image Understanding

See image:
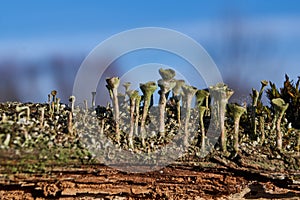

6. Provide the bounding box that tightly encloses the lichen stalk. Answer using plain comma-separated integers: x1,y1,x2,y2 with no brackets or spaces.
106,77,121,142
158,79,176,136
271,98,289,151
16,106,30,121
69,96,76,113
135,95,141,136
67,111,73,135
259,116,265,144
128,90,139,149
182,84,198,147
172,80,185,126
229,104,246,153
258,80,269,102
51,90,57,103
39,107,45,128
140,81,157,147
91,92,96,109
251,89,259,137
56,98,60,114
198,106,207,152
209,83,234,152
84,99,88,113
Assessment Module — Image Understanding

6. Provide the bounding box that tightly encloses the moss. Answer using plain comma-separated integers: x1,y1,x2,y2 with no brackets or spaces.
0,73,299,176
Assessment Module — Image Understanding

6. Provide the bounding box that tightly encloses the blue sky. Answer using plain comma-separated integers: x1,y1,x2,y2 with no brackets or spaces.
0,0,300,102
1,1,299,38
1,1,300,52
